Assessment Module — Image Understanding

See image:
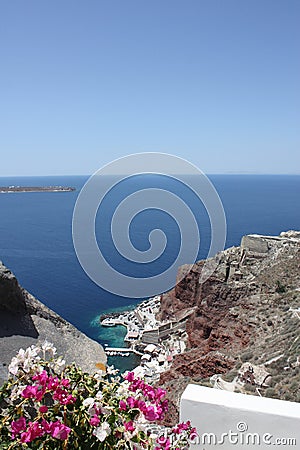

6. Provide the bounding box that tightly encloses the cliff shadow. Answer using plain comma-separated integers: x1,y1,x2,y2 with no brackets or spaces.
0,310,39,338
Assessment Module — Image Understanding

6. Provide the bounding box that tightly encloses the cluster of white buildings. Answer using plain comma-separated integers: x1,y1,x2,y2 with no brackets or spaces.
100,295,190,381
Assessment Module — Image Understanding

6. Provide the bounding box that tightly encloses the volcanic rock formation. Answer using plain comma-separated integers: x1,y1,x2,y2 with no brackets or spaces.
157,231,300,424
0,260,106,385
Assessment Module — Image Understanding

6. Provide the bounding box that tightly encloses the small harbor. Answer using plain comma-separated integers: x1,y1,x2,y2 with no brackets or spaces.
100,295,195,381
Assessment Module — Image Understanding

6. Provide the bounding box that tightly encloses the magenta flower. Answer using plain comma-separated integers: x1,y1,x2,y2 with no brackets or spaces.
124,371,135,382
124,421,135,432
189,427,198,441
90,415,100,427
41,419,51,434
119,400,127,410
60,378,70,388
155,387,166,401
126,396,137,409
39,405,48,414
143,406,160,421
11,417,26,439
47,376,60,391
49,421,71,440
52,387,76,405
20,421,45,443
21,385,38,398
32,370,48,386
137,400,146,411
173,421,190,433
21,385,45,402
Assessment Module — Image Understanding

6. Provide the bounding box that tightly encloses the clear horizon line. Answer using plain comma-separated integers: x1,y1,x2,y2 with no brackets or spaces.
0,172,300,177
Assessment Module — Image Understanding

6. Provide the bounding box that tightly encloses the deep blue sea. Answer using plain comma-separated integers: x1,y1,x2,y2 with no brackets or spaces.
0,175,299,371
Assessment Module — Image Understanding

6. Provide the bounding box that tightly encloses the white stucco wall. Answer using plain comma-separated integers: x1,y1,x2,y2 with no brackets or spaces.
180,384,300,449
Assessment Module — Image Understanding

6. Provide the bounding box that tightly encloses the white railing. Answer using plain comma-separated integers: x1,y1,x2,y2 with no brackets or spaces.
180,384,300,449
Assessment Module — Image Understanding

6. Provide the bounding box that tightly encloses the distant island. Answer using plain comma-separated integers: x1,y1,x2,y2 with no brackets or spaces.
0,186,75,193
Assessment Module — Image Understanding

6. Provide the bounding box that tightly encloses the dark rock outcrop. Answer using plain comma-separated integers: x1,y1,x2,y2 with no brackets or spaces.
0,260,106,385
0,264,26,315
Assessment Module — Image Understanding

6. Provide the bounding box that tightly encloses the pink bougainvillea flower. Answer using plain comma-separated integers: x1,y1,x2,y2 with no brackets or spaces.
32,370,48,386
21,385,39,398
20,421,45,443
124,421,135,432
189,427,198,441
11,417,26,439
124,371,135,382
143,406,161,421
49,421,71,440
47,376,60,391
41,419,51,434
172,421,190,434
60,378,70,388
52,387,76,405
155,387,166,401
119,400,127,410
39,405,48,414
21,384,45,402
90,415,100,427
126,396,137,409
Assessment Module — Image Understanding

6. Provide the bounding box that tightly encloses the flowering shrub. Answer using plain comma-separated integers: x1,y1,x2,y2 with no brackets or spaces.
0,342,197,449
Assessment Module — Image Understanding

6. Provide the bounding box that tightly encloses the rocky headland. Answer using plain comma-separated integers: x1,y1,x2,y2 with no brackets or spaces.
0,186,75,193
156,231,300,424
0,261,106,385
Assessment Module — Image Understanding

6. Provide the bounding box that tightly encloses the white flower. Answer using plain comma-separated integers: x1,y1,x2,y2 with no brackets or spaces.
88,406,97,416
106,365,118,375
16,348,25,361
22,360,31,373
83,397,95,408
49,356,65,373
41,340,57,356
95,391,103,401
135,414,147,425
87,401,101,417
24,345,40,360
8,345,41,375
117,382,130,396
8,357,20,375
93,422,111,442
99,406,111,415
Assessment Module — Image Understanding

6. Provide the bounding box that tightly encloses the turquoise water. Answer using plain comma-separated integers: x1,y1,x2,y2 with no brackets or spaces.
90,304,140,372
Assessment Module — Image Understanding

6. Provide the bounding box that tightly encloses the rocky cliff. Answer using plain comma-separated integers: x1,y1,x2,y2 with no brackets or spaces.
157,231,300,425
0,261,106,385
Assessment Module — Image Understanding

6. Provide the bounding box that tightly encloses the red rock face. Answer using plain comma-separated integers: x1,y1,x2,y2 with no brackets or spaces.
156,253,258,424
156,234,300,424
160,260,254,358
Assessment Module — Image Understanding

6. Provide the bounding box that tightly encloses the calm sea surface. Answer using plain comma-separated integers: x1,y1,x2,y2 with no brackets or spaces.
0,175,299,371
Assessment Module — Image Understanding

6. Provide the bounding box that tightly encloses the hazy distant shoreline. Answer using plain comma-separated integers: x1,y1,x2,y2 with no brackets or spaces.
0,186,76,193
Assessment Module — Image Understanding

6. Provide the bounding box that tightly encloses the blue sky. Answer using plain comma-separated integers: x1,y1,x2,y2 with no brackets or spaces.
0,0,299,175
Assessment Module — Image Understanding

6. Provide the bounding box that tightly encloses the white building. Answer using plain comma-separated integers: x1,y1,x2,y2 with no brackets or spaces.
180,384,300,449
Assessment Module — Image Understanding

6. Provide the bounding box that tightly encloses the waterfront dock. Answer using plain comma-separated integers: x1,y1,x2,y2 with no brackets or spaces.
104,347,141,357
105,347,134,353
